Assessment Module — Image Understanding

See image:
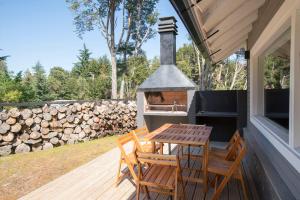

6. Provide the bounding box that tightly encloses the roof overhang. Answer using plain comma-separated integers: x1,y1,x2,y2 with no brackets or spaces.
170,0,266,63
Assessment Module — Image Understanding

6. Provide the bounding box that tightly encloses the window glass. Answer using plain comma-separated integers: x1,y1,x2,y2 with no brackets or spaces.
263,28,290,130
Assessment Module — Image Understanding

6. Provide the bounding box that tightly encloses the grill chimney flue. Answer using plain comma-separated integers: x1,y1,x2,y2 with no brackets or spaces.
158,17,177,65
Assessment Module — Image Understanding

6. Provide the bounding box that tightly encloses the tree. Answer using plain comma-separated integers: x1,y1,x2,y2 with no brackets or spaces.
32,62,49,101
66,0,159,98
48,67,71,99
72,44,92,77
124,55,150,98
20,70,36,102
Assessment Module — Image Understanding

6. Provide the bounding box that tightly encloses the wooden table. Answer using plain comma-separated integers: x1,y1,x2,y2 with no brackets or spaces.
145,123,212,193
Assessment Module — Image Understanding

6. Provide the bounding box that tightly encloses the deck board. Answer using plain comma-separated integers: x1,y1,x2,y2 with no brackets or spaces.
20,143,252,200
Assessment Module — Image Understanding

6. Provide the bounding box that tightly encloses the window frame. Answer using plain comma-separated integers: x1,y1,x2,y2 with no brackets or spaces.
249,0,300,173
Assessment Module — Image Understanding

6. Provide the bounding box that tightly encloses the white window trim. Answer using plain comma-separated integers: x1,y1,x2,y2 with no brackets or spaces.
250,0,300,173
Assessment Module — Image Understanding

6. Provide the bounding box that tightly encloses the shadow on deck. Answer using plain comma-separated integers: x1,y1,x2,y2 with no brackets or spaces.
20,144,257,200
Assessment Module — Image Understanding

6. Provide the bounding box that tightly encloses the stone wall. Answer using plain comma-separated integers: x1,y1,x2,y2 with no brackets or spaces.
0,101,137,156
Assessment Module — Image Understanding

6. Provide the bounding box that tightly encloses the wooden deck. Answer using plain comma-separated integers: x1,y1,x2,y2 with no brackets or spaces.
20,143,257,200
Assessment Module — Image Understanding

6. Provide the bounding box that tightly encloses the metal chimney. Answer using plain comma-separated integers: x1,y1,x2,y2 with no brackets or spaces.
158,16,177,65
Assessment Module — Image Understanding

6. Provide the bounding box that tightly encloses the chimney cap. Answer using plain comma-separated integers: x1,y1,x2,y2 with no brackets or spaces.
158,16,177,34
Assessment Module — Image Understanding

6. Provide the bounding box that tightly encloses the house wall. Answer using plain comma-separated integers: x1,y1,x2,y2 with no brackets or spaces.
247,0,284,49
246,0,300,199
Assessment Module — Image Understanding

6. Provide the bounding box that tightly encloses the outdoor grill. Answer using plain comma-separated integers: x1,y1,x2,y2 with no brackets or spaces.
137,16,197,131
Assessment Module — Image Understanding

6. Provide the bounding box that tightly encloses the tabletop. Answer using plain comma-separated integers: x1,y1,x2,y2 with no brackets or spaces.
145,123,212,146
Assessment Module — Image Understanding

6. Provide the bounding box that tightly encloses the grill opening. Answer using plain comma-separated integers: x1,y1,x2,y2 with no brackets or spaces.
145,91,187,112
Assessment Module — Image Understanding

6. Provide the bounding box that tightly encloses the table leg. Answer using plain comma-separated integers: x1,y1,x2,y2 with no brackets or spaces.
160,143,164,154
203,141,209,194
151,142,155,153
168,143,171,155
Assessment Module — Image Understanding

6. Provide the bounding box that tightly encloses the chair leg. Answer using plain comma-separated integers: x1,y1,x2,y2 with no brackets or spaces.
240,175,248,200
188,145,190,168
144,186,150,200
136,183,141,200
115,157,122,185
181,179,186,200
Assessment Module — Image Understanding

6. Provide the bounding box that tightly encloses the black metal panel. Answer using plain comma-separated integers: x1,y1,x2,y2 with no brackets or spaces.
197,90,238,112
265,89,289,128
197,117,236,142
195,90,247,141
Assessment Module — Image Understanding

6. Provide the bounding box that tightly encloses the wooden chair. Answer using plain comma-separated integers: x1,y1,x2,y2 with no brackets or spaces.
133,126,163,153
134,149,185,200
116,132,140,185
210,130,241,160
208,137,248,200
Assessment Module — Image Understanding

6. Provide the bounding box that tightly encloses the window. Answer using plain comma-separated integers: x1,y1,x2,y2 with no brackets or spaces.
262,28,290,130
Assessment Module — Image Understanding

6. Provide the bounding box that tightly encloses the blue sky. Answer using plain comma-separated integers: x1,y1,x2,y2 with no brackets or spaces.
0,0,190,74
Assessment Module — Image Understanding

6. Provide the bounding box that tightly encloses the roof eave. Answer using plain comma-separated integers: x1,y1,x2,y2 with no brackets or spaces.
169,0,212,62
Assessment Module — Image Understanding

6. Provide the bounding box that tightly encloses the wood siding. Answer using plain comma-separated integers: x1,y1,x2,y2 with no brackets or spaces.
244,124,300,199
247,0,284,49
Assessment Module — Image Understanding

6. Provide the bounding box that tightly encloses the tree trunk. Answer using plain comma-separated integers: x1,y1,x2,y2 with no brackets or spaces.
111,52,117,99
119,76,125,99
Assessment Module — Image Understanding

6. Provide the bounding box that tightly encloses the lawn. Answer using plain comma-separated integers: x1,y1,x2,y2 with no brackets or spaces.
0,136,118,200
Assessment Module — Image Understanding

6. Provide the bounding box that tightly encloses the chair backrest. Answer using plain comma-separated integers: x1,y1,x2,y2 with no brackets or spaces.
225,130,241,160
116,132,138,180
116,132,135,157
135,151,178,167
226,130,240,149
134,126,149,138
212,138,246,200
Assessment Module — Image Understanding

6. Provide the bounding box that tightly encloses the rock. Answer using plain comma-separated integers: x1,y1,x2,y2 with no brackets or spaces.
25,139,42,145
41,120,49,128
58,106,67,113
64,128,73,135
0,112,9,121
0,145,12,156
25,118,34,127
0,123,10,134
66,115,74,123
50,137,59,145
93,117,100,123
34,117,42,124
15,143,30,154
30,131,41,139
67,139,75,145
50,108,58,116
11,123,22,133
40,127,50,135
42,104,50,113
78,132,86,139
61,134,70,141
19,133,30,141
83,126,91,134
43,113,52,121
43,142,53,150
87,118,94,125
21,109,32,119
9,108,20,118
2,132,14,142
58,113,66,120
32,108,42,114
42,131,57,139
74,126,82,134
31,124,41,132
6,117,16,125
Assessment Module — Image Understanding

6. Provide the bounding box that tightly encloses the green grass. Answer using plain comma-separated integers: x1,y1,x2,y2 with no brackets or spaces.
0,136,118,200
